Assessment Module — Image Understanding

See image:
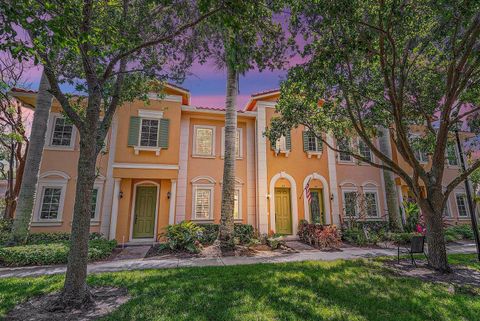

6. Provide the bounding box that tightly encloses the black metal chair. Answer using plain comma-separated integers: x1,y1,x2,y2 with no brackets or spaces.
397,235,427,267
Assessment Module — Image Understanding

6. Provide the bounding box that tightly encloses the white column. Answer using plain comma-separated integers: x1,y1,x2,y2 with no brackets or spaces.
326,134,340,225
169,180,177,225
256,104,269,233
246,121,256,226
176,117,190,223
109,178,121,240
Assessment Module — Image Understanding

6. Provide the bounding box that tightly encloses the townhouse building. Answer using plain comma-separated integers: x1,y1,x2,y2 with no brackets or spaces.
11,85,473,244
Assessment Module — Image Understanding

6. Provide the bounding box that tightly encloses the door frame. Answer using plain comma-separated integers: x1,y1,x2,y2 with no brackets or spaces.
129,180,160,242
269,171,299,235
309,188,325,224
302,173,331,224
274,187,293,234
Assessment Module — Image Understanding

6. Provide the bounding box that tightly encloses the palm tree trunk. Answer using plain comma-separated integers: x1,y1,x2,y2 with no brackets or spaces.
219,63,238,251
378,127,403,232
10,70,52,244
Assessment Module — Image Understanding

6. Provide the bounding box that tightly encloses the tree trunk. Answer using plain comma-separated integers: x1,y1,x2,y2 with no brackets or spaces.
378,127,403,231
61,126,98,307
218,63,238,251
10,70,52,244
3,142,27,219
418,196,450,272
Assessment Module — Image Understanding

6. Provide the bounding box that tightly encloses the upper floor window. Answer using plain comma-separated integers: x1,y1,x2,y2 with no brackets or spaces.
50,116,75,148
456,193,470,217
303,131,322,157
139,119,159,147
446,142,459,166
276,135,287,151
221,128,242,158
358,139,372,162
337,138,353,162
194,126,215,157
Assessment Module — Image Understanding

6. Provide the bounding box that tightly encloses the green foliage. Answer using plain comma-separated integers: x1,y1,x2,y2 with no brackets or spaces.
444,225,475,242
197,223,219,245
197,223,254,245
298,220,342,249
163,221,205,253
0,238,116,266
403,201,420,233
0,218,12,245
26,232,105,245
266,237,284,250
341,220,388,246
385,232,420,245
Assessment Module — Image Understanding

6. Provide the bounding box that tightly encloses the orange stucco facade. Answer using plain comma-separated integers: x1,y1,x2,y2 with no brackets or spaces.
10,86,474,244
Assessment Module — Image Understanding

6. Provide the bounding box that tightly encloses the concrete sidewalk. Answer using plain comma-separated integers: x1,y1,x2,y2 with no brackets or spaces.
0,242,476,279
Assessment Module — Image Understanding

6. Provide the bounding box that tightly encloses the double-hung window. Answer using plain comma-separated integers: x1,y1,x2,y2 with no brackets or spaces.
303,131,322,157
364,191,379,217
139,119,159,147
337,138,353,162
194,187,213,219
39,187,62,219
90,188,99,219
358,140,372,162
456,193,470,217
50,116,74,148
221,128,242,158
233,189,241,220
343,190,358,217
194,126,215,157
446,142,459,166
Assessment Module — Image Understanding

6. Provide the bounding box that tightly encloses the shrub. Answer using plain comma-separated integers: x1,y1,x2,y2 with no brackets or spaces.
0,218,13,245
26,232,106,245
267,237,284,250
385,232,420,245
197,223,254,245
163,221,205,253
298,220,342,249
0,238,117,267
444,224,474,242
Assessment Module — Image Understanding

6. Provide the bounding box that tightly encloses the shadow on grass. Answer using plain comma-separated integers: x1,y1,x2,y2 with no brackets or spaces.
1,259,479,320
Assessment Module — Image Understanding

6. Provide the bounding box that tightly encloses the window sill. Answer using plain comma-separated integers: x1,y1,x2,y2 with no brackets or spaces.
192,154,216,159
44,146,75,151
306,151,322,159
220,156,243,160
31,221,63,227
134,146,161,156
191,219,214,223
90,220,101,226
337,160,355,165
274,149,290,157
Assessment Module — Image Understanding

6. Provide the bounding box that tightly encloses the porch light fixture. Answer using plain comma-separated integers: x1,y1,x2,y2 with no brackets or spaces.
330,194,334,201
119,191,123,199
167,191,171,199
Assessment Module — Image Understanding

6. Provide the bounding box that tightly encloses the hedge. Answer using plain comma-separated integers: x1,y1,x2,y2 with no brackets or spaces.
26,232,104,245
0,238,117,267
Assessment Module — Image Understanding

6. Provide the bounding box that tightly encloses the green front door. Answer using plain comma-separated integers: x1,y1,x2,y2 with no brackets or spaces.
275,188,292,234
133,186,157,238
310,189,325,224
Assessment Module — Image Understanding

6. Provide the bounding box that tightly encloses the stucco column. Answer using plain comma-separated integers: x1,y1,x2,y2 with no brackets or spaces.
169,180,177,225
256,104,269,233
109,178,121,240
326,134,340,225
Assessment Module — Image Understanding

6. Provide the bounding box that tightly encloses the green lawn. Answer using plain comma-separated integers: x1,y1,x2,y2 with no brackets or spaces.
1,256,480,321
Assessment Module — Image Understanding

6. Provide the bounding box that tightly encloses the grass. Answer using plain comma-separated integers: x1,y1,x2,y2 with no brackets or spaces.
1,257,480,320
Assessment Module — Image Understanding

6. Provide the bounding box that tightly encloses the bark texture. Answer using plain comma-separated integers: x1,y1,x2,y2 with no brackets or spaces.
10,71,52,244
219,64,238,251
378,127,403,231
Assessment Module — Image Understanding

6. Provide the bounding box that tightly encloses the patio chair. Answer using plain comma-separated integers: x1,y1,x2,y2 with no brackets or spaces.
397,235,427,267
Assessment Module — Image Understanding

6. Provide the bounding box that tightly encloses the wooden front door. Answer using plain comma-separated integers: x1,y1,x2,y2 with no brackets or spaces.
133,186,157,238
310,189,325,224
275,188,292,234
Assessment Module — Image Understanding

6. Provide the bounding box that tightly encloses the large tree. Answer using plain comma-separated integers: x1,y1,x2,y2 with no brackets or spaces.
1,0,221,307
267,0,480,272
206,1,291,250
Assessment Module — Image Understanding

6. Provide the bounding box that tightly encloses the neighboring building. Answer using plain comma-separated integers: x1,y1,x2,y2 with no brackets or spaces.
10,86,474,244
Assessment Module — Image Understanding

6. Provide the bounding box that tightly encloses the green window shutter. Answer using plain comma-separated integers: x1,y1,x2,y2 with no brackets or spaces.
285,131,292,151
317,137,323,152
303,131,309,151
158,118,170,148
128,116,140,146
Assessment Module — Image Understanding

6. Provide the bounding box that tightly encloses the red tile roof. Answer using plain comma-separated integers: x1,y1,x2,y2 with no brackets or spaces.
11,87,37,94
251,88,280,97
195,106,245,113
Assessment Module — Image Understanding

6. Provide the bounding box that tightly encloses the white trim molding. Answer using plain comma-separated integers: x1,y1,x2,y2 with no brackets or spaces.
168,180,177,225
176,117,190,223
326,134,340,225
138,109,164,119
112,163,179,170
33,172,70,224
44,113,77,151
109,178,121,240
269,171,299,235
191,183,215,221
256,103,269,233
191,175,216,184
39,170,71,180
192,125,216,157
302,173,331,224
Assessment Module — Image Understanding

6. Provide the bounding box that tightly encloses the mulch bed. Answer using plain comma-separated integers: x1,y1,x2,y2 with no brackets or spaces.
383,259,480,295
5,286,130,321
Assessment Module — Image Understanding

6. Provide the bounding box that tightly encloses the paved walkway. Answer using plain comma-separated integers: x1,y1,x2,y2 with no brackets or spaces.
0,242,476,279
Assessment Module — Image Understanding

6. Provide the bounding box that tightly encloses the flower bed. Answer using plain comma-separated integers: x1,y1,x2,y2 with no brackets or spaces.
297,220,341,249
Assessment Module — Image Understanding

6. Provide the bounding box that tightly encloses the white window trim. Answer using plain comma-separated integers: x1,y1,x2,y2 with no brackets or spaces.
135,116,162,156
274,135,290,157
455,192,470,218
192,125,216,158
91,181,104,223
341,188,359,218
363,188,380,218
446,143,460,168
305,132,322,158
192,183,214,220
337,138,354,164
357,138,374,165
444,196,452,218
32,179,68,225
234,186,243,220
221,127,243,159
45,113,77,151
